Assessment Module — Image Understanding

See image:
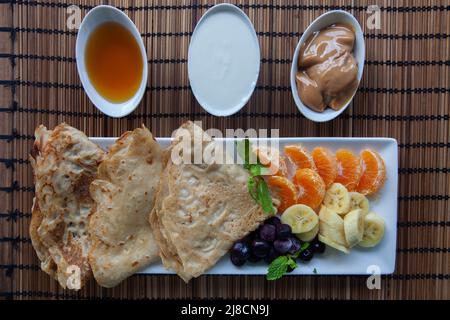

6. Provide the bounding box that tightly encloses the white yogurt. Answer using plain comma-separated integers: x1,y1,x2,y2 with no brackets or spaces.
188,4,260,116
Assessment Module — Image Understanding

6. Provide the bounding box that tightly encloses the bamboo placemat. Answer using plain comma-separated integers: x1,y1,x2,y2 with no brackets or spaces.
0,0,449,300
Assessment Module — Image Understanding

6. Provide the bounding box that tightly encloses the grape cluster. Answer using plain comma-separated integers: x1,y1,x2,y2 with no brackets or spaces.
230,216,325,266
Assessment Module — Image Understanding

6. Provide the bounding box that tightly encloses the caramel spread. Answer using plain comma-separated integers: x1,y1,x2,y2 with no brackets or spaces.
296,24,358,112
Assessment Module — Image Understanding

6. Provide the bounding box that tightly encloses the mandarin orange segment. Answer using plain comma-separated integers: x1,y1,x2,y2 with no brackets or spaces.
284,145,316,170
293,168,326,210
335,149,362,191
311,147,338,187
266,176,298,213
356,149,386,195
254,146,288,176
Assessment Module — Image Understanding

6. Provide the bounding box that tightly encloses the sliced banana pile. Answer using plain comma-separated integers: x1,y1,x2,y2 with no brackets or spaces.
280,182,386,254
281,204,319,241
319,183,385,253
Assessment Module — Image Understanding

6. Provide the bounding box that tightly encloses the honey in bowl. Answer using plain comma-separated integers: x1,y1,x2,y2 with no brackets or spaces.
85,21,143,103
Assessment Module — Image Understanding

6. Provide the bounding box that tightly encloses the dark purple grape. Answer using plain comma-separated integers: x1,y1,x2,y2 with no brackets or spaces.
230,252,246,266
276,223,292,239
311,240,326,254
288,237,302,255
298,248,314,261
231,242,250,260
259,224,276,242
241,233,254,244
264,247,281,264
248,252,262,263
274,238,293,254
266,216,281,226
251,239,271,258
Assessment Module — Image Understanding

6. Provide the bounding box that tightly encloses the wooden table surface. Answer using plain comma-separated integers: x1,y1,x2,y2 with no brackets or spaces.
0,0,448,300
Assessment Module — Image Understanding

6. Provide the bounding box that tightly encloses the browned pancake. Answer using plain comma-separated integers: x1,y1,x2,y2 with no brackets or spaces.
30,123,105,289
88,126,162,287
149,121,266,282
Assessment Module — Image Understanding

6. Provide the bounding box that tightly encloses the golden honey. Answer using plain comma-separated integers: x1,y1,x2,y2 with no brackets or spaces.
85,22,143,103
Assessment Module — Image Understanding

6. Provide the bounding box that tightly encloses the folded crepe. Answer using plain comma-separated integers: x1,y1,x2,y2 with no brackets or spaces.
150,121,266,282
89,126,162,287
30,123,105,289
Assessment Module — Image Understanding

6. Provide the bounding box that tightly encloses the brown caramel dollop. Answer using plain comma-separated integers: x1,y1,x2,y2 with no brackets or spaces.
296,24,358,112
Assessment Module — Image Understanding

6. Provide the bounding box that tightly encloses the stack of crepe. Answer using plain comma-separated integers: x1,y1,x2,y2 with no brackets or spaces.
150,121,266,282
30,121,266,289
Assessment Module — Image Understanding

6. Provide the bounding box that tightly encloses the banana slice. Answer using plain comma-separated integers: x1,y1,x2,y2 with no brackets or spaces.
359,212,385,247
318,206,347,246
323,183,350,214
296,223,319,242
349,192,369,216
318,234,350,254
344,209,365,247
281,204,318,234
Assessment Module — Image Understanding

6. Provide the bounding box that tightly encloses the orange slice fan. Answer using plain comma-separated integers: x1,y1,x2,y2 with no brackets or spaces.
266,176,297,213
293,168,326,210
356,149,386,195
335,149,362,191
311,147,338,188
284,145,316,170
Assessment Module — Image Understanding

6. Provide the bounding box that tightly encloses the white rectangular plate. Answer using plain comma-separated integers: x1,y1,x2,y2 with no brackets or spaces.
91,137,398,276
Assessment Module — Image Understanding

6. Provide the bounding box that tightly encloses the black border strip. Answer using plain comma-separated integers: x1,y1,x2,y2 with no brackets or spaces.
0,263,449,280
3,53,449,68
1,209,448,230
398,142,450,148
0,236,448,254
398,195,450,201
397,221,450,227
0,209,31,220
2,157,448,175
1,79,449,94
0,179,448,203
1,272,449,299
398,168,449,174
8,1,450,12
0,130,448,149
0,26,449,40
1,105,450,122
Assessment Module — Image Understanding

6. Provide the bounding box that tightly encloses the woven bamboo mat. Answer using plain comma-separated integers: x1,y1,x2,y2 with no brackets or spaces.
0,0,449,300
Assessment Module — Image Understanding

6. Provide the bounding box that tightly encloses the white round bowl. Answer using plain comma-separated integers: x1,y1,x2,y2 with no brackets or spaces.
290,10,365,122
187,3,260,117
76,5,148,118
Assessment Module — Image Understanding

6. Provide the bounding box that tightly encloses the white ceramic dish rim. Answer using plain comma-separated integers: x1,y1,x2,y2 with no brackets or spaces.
76,5,148,118
290,10,366,122
91,136,398,276
187,3,261,117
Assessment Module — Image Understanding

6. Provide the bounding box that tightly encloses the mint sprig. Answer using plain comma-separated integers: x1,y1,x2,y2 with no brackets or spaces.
236,139,276,215
266,256,297,280
266,242,311,280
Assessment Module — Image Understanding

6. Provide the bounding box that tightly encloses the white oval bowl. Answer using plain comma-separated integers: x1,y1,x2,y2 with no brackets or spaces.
290,10,365,122
76,5,148,118
187,3,260,117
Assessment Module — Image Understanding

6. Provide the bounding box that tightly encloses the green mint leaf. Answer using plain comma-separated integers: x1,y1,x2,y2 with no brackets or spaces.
313,268,318,274
266,256,288,280
257,179,276,214
286,256,297,269
247,176,258,201
249,163,263,176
